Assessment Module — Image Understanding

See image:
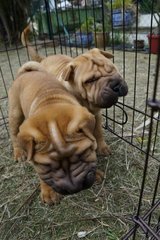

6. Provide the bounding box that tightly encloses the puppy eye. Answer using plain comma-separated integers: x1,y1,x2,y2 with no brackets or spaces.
77,128,83,133
85,77,98,84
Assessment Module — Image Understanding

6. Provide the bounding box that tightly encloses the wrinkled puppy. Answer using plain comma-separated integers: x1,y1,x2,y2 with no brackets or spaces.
8,62,98,205
21,25,128,156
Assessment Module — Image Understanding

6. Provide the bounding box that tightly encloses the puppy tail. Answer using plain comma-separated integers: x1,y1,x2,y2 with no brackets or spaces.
17,61,46,77
21,23,45,63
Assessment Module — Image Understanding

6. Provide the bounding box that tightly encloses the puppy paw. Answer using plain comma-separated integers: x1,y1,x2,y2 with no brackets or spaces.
95,169,104,183
40,182,62,205
13,147,27,161
97,142,111,156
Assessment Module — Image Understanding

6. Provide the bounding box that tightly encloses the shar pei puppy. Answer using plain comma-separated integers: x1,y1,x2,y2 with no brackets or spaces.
8,62,98,205
21,24,128,155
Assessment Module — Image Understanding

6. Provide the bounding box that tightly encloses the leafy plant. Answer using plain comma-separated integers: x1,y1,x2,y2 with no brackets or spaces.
95,23,103,32
94,21,111,32
80,17,94,33
113,31,130,45
140,0,160,34
139,0,153,13
80,16,111,34
113,0,133,9
106,0,135,10
153,1,160,34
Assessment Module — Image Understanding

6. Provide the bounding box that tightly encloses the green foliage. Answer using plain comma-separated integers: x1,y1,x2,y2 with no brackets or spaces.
81,16,111,33
80,17,94,33
106,0,134,10
139,0,160,33
112,0,133,9
139,0,153,13
113,31,130,45
139,0,159,14
95,20,111,32
0,0,43,44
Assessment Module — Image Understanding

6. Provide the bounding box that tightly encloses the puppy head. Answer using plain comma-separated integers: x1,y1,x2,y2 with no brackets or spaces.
61,48,128,109
17,105,97,195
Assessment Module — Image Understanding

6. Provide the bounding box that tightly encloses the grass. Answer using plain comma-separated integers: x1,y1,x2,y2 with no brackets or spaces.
0,132,159,239
0,44,160,240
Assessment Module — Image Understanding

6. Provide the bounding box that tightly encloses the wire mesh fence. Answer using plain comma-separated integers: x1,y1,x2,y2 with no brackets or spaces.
0,0,159,239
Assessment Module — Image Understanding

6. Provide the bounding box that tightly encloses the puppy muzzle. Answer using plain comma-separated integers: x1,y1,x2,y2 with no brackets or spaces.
34,151,97,195
96,75,128,108
41,162,96,195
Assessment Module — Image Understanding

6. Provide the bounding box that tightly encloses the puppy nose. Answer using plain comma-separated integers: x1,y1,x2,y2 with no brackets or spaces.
110,79,128,96
83,168,96,189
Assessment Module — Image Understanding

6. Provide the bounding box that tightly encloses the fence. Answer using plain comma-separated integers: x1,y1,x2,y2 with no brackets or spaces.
0,0,160,239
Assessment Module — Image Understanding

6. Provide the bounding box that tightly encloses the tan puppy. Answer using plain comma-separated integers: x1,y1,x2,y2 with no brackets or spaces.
21,25,128,155
8,62,98,205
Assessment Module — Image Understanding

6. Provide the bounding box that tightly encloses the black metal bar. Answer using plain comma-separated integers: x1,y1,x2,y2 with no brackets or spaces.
122,200,160,239
131,1,139,147
152,112,160,156
140,0,155,151
123,2,160,236
101,0,106,51
0,106,9,137
133,216,160,240
121,0,126,139
52,1,63,54
70,1,78,54
146,166,160,238
63,3,72,56
105,125,160,163
103,104,128,125
0,68,8,98
110,0,115,58
44,0,53,40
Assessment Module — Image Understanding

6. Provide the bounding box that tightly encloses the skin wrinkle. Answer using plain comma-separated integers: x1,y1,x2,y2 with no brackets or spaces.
69,53,125,114
20,32,128,160
87,83,96,103
33,130,96,190
82,60,120,107
43,159,90,188
9,63,99,201
35,139,96,187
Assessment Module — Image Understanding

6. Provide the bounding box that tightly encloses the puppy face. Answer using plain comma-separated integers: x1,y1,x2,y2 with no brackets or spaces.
62,48,128,109
17,105,97,195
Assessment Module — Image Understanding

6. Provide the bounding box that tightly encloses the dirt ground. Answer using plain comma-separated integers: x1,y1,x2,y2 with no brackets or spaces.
0,44,159,239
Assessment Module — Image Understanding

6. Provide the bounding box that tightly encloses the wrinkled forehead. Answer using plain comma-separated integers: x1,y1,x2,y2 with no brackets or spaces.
75,55,118,80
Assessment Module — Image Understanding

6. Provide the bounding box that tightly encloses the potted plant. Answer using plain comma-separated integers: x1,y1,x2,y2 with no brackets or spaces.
94,22,110,48
133,39,145,50
76,17,94,47
107,0,136,27
147,1,160,54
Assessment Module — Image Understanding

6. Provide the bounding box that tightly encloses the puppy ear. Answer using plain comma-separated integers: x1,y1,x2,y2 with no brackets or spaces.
67,109,97,149
17,134,35,161
17,119,45,161
90,48,114,59
99,49,114,59
61,62,75,82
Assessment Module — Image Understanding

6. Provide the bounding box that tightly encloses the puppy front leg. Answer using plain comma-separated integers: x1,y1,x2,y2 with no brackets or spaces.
94,113,111,155
8,91,25,161
40,180,62,205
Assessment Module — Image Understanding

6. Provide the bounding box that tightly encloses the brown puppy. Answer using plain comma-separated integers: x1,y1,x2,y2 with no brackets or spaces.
8,62,98,205
21,25,128,155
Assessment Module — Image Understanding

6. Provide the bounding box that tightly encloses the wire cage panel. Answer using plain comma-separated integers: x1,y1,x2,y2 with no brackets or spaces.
0,0,159,239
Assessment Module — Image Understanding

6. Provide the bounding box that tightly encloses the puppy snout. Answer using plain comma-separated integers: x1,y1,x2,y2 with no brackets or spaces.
109,78,128,97
44,165,96,195
83,168,96,189
61,167,96,194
